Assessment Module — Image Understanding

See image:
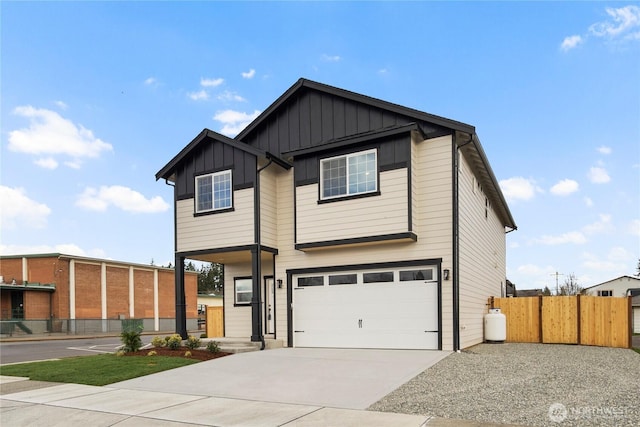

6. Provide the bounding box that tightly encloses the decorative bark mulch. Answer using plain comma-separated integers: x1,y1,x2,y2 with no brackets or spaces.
124,347,231,361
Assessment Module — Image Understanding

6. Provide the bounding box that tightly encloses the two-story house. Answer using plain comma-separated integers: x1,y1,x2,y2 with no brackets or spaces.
156,78,516,351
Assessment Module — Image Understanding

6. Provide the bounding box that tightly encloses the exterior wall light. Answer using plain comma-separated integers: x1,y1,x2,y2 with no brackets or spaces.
277,279,283,289
443,269,450,281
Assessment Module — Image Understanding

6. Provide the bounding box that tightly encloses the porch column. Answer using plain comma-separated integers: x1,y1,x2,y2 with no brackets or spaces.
175,255,187,339
250,245,263,342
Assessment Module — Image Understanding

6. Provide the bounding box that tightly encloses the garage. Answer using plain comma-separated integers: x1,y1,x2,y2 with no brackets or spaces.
292,265,440,350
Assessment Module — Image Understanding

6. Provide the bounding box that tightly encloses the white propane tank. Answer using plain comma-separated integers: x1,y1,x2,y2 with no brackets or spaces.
484,308,506,343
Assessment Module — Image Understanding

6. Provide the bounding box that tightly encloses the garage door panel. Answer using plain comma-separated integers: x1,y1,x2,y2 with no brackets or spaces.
293,266,439,350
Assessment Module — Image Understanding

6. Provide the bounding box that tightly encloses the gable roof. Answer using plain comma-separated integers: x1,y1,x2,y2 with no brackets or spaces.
584,275,640,290
236,78,476,140
156,128,290,182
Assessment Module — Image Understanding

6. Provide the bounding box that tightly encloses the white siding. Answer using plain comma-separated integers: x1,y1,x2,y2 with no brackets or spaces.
272,135,455,349
296,169,409,244
176,188,254,252
223,263,253,338
634,307,640,334
457,152,506,349
260,168,278,248
584,277,640,297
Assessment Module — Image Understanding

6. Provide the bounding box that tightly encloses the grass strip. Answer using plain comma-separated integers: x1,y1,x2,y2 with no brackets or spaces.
0,354,199,386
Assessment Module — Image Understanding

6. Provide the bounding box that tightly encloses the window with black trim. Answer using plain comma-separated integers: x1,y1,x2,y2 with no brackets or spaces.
234,278,252,305
363,272,394,283
320,149,377,200
399,269,434,281
597,290,613,297
298,276,324,287
329,274,357,285
196,170,232,213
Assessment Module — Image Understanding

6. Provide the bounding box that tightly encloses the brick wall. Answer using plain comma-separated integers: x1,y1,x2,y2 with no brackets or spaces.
0,258,23,284
134,269,155,318
158,269,176,317
74,262,101,318
106,266,129,318
24,291,51,319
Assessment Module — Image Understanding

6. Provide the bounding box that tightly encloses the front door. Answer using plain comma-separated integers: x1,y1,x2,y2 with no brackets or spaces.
264,277,275,335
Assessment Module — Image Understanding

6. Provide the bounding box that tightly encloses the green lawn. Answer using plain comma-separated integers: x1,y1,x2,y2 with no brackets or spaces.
0,354,199,386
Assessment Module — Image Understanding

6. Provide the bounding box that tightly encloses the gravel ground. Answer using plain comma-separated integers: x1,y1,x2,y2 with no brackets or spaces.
369,343,640,427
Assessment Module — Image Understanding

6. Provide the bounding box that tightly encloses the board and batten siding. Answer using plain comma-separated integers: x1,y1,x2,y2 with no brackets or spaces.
271,134,455,349
295,169,409,244
175,188,254,253
457,152,506,349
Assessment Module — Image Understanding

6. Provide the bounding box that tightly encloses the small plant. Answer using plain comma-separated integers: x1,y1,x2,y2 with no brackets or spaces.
147,350,157,356
200,333,207,339
206,340,220,353
115,350,125,357
166,334,182,350
185,335,201,350
120,325,143,353
151,336,166,347
184,350,192,358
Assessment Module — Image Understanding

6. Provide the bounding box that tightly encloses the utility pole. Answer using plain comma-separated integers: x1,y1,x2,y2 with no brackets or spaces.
550,271,564,295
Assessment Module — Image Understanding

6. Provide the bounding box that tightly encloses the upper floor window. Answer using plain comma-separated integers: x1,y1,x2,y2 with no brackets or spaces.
320,149,377,200
196,170,232,213
597,290,613,297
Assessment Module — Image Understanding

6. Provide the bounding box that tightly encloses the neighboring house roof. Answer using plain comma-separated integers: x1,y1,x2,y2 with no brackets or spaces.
517,289,542,297
583,275,640,291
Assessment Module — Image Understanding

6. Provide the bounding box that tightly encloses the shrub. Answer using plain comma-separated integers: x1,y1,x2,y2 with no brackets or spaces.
166,334,182,350
147,350,157,356
206,340,220,353
200,333,207,339
151,336,165,348
115,350,125,357
185,335,201,350
184,351,192,358
120,326,143,353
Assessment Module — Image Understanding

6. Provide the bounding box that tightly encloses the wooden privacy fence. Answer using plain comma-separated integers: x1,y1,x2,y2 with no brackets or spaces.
489,296,631,349
205,306,224,338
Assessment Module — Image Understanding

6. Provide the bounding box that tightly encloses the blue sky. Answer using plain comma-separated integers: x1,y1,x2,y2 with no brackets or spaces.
1,1,638,291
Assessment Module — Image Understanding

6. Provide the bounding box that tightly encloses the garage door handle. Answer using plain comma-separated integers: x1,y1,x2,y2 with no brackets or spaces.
294,330,305,333
358,319,362,328
425,330,438,333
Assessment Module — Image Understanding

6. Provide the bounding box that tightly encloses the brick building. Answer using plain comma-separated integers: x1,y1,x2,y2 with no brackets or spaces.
0,253,197,335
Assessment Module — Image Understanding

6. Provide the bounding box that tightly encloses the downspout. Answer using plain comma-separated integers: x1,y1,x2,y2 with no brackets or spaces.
164,178,187,338
452,133,474,352
254,158,274,350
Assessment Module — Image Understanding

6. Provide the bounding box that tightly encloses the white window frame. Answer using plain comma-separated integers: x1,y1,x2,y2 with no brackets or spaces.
320,149,377,200
234,278,253,305
195,169,232,213
597,290,613,297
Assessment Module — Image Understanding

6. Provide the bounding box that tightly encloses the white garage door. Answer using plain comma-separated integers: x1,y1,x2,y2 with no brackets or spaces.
293,266,439,350
634,307,640,334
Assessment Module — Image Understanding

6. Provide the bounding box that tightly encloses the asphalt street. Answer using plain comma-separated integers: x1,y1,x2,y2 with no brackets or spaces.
0,336,134,365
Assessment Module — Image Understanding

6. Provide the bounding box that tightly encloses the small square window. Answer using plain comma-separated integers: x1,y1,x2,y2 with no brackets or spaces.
399,269,433,281
597,290,613,297
363,272,394,283
196,170,232,213
234,278,253,305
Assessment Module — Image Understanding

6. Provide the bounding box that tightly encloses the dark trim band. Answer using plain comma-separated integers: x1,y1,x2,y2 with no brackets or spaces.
295,232,417,251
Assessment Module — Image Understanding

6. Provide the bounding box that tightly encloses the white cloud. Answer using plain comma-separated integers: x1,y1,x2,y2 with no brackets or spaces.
584,196,594,207
588,166,611,183
597,145,612,155
321,54,341,62
550,179,579,196
8,106,113,168
536,231,588,245
582,214,614,234
378,68,389,75
582,250,628,273
516,264,549,276
200,77,224,87
629,219,640,236
0,185,51,230
34,157,59,169
188,89,209,101
560,35,583,51
589,5,640,39
76,186,170,213
241,69,256,79
54,100,68,110
144,77,158,86
0,243,106,258
213,109,261,136
217,91,246,102
499,177,540,202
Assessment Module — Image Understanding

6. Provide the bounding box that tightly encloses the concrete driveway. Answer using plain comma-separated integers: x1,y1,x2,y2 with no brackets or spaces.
111,348,449,410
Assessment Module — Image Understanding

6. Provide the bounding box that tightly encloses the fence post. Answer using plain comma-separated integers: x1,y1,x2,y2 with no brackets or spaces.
538,295,543,343
629,296,633,349
489,296,495,309
576,294,581,345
